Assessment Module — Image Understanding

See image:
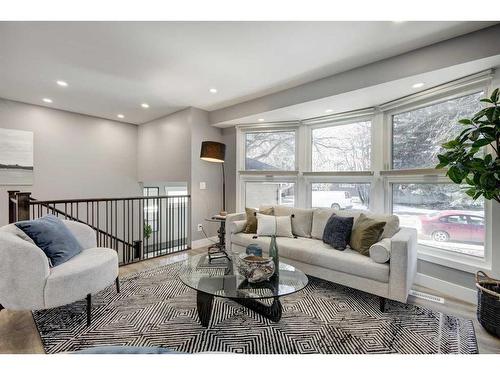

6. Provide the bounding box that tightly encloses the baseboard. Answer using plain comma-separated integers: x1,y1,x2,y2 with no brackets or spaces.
414,272,477,304
191,236,218,249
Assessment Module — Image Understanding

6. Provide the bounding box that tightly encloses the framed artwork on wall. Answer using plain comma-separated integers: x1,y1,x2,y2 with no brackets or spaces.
0,128,33,185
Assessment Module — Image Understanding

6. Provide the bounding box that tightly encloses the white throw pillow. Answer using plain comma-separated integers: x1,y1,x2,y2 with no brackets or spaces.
369,238,392,263
256,213,293,238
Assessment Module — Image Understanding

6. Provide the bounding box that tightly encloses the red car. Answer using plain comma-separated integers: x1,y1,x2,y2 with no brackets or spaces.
419,210,485,243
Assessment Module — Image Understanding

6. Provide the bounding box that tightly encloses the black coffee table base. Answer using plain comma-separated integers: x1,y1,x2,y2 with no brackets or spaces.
196,290,283,327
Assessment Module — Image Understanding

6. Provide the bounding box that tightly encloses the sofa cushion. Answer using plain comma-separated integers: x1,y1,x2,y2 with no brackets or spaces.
369,238,391,263
350,214,386,255
256,213,293,237
244,207,274,234
15,214,83,267
44,247,118,308
231,233,389,283
311,208,399,240
273,206,314,238
322,214,353,250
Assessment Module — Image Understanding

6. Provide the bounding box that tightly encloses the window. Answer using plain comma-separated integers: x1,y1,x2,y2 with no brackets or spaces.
165,183,188,196
392,92,484,169
143,187,159,233
237,74,492,270
245,131,296,170
312,121,371,171
311,183,370,210
245,182,295,209
392,183,484,258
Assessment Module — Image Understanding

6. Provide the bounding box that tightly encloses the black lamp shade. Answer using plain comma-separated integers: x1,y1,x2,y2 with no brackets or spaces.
200,141,226,163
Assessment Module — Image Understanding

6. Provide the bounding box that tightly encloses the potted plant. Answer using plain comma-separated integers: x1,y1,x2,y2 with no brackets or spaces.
143,224,153,240
437,88,500,337
436,88,500,203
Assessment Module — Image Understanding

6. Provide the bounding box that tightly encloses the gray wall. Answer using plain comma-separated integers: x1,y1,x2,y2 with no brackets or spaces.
189,108,223,241
137,109,191,183
137,107,223,242
0,98,141,227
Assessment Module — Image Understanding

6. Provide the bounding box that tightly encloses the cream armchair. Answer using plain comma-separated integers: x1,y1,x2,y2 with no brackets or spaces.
0,220,119,326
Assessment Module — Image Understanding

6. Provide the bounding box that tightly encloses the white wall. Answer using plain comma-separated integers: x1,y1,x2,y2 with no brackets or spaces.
0,98,141,227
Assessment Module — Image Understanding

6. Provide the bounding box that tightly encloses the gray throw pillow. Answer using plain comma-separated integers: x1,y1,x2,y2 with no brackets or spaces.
15,214,83,267
322,214,354,250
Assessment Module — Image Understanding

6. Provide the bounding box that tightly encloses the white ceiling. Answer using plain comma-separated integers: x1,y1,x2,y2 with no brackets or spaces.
0,21,497,124
217,55,500,126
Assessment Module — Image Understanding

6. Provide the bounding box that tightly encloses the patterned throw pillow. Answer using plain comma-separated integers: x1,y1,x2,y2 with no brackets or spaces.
350,213,386,256
244,207,274,234
322,214,354,250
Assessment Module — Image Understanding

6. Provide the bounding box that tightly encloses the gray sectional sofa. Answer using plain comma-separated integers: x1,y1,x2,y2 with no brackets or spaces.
226,206,417,304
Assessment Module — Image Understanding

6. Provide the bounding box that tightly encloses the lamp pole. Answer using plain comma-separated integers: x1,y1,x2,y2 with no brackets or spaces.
221,163,226,212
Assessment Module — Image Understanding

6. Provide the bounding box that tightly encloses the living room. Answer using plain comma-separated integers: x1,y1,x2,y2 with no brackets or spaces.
1,0,500,371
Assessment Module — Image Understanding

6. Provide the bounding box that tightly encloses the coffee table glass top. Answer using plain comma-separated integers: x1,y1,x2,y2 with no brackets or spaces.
179,253,308,300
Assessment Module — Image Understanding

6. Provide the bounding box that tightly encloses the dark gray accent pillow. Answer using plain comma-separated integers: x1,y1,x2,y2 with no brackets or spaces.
15,214,83,267
322,214,354,250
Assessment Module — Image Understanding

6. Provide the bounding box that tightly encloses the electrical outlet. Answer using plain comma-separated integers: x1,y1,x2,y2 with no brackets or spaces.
197,224,203,232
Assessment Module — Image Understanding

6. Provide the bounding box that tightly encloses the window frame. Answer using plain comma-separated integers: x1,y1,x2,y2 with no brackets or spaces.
242,125,299,172
380,78,493,272
383,174,492,274
239,175,298,210
387,87,487,172
308,114,374,173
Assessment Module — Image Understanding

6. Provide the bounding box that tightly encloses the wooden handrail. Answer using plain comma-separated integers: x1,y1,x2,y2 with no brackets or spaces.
29,195,190,205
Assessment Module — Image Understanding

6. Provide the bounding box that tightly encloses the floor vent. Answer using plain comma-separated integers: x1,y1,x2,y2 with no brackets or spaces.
409,289,445,304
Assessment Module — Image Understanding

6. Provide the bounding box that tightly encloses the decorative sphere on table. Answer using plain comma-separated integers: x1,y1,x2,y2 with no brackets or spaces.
246,243,263,257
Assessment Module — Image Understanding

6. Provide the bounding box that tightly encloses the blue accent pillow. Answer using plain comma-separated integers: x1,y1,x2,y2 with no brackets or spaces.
15,214,83,267
322,214,354,250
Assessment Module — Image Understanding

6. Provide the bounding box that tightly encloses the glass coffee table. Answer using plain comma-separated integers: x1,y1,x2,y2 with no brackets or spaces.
179,253,308,327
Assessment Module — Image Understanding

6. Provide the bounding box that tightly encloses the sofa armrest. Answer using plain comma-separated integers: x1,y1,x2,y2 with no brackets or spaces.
225,213,247,251
388,227,417,303
63,220,97,249
0,231,50,310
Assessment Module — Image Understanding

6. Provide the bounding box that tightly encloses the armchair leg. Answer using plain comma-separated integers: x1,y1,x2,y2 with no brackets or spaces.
115,277,120,293
379,297,386,313
0,303,4,312
86,294,91,327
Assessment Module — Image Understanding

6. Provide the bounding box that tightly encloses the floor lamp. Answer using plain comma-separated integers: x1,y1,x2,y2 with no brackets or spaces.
200,141,226,216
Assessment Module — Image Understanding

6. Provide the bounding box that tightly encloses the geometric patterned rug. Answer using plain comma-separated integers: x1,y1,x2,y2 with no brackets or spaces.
32,261,479,354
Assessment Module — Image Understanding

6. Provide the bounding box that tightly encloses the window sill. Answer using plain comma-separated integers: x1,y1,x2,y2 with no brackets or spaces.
302,171,374,177
238,170,299,176
417,244,491,274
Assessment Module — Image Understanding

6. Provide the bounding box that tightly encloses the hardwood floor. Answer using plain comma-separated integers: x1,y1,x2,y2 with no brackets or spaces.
1,247,499,354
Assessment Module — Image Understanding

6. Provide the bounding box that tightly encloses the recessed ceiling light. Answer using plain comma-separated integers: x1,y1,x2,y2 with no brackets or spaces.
412,82,425,89
117,114,125,119
258,118,265,122
209,88,218,94
141,103,150,109
325,109,333,113
42,98,53,103
56,80,68,87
